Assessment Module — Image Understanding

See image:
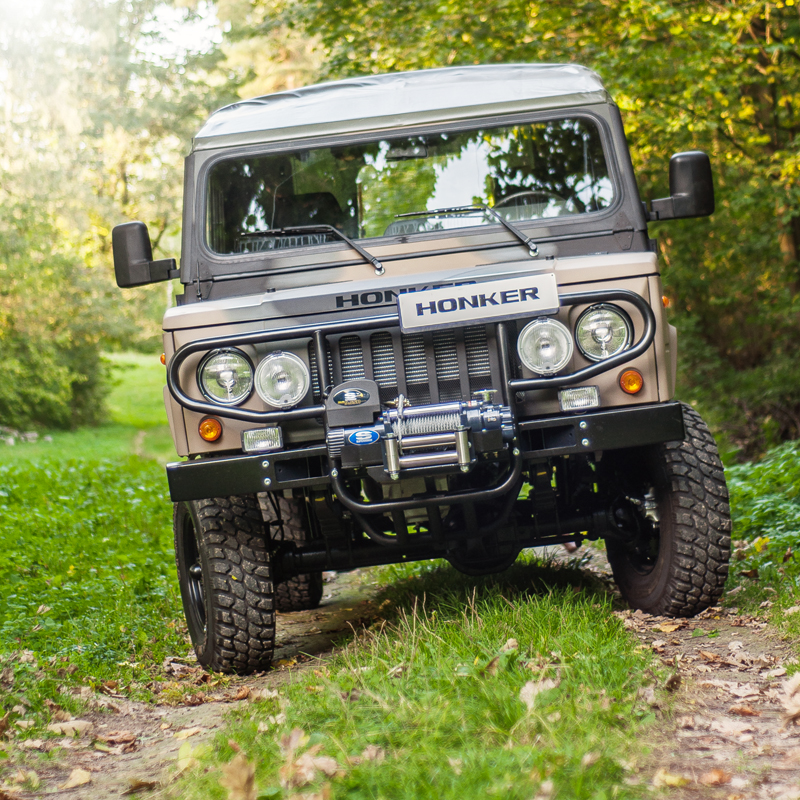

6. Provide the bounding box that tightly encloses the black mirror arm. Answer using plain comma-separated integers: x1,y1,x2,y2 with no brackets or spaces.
648,196,677,221
149,258,180,282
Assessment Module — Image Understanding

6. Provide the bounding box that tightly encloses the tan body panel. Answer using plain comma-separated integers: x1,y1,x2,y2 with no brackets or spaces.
162,252,674,458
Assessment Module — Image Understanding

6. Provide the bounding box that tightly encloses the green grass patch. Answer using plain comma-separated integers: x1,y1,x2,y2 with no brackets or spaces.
721,441,800,639
173,562,656,800
0,457,187,715
0,352,188,731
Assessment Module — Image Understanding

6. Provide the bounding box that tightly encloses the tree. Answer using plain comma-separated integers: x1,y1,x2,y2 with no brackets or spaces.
0,0,235,427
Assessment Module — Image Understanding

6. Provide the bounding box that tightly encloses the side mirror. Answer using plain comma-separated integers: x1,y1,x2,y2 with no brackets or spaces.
649,151,714,221
112,221,178,288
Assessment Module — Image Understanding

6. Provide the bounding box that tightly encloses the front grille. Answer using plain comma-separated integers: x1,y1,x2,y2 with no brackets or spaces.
310,325,499,406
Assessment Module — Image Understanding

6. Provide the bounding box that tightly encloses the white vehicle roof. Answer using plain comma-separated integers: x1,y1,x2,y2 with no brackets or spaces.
193,63,610,151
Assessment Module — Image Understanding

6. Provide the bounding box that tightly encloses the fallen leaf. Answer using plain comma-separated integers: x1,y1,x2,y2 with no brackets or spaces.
35,605,51,615
220,754,256,800
174,726,204,740
519,679,557,711
360,745,385,762
122,778,159,795
781,673,800,727
280,728,309,759
48,720,93,737
785,606,800,616
710,718,755,735
739,569,759,579
699,650,719,662
501,638,519,652
581,751,600,767
729,704,760,717
483,656,500,677
728,683,760,699
699,768,731,786
230,686,250,701
97,730,137,745
249,688,279,702
766,667,787,678
448,757,462,775
61,769,92,789
653,622,683,633
652,768,689,787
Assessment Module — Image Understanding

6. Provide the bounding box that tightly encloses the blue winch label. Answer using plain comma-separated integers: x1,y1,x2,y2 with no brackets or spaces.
347,429,380,446
333,388,371,406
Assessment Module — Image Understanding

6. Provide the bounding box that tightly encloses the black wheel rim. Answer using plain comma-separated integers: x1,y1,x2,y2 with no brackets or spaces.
180,514,206,634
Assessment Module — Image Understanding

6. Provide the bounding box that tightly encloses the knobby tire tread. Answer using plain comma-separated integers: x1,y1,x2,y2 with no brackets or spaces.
609,403,731,617
658,404,731,616
193,495,276,673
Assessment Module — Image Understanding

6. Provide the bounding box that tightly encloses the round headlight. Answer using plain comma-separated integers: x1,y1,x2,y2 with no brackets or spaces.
576,304,632,362
517,318,574,375
254,351,310,409
198,349,254,406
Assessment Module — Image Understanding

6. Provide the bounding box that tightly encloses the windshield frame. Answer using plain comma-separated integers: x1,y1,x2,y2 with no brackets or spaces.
195,108,624,274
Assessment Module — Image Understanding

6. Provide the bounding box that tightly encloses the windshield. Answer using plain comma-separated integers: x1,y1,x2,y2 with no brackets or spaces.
205,117,614,255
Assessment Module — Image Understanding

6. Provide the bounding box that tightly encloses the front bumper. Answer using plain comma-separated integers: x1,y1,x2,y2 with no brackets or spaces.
166,400,684,502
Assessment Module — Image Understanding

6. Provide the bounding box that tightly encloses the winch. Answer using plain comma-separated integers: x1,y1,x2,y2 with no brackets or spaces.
326,391,514,479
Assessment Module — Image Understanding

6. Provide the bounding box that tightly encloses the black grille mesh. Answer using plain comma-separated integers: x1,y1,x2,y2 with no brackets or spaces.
309,325,496,407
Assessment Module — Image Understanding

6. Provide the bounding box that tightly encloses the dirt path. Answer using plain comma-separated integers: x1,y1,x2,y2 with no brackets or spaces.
16,552,800,799
25,572,381,798
574,546,800,799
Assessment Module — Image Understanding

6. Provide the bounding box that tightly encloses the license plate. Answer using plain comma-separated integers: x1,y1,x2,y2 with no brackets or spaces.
397,273,559,333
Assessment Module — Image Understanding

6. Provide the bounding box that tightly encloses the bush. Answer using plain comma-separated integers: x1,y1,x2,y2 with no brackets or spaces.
0,196,111,429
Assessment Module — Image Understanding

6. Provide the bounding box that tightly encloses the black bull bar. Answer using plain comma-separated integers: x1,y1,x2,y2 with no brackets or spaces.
166,290,682,523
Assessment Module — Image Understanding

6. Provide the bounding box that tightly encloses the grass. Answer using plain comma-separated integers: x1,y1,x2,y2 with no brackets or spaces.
172,559,658,800
0,351,188,737
721,441,800,637
2,351,799,795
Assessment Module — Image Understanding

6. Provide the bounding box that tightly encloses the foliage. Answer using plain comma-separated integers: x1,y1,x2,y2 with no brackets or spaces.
727,440,800,588
246,0,800,458
0,456,187,719
0,195,112,429
172,562,657,799
0,0,237,420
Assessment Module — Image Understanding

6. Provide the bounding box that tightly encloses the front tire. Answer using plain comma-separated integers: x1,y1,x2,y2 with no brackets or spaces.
605,404,731,617
174,496,276,674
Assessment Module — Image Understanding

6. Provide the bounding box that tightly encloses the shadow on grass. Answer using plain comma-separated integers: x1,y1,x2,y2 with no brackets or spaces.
371,549,619,618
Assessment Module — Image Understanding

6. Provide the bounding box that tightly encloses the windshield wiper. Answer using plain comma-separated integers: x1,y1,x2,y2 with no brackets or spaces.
241,224,385,276
395,204,539,257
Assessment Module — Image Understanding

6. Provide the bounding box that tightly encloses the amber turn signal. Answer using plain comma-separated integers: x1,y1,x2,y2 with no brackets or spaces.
662,295,671,308
160,353,166,365
199,417,223,442
619,369,644,394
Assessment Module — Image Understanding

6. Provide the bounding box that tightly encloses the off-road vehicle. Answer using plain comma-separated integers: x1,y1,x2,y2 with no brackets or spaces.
113,64,731,674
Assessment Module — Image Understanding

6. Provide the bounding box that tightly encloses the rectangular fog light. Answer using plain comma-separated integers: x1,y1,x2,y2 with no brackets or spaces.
242,427,283,453
558,386,600,412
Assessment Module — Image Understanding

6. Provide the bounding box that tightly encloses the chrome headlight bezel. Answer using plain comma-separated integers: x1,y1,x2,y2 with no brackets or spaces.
517,317,574,376
254,350,311,409
575,303,633,363
197,348,254,407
